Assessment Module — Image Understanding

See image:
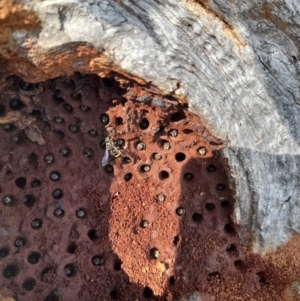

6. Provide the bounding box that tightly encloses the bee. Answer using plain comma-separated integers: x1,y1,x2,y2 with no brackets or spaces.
101,137,122,166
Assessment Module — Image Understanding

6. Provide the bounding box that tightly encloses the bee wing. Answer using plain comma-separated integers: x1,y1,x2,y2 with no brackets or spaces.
102,149,109,166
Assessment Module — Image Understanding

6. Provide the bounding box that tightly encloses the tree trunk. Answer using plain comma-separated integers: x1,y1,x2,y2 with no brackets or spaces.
1,0,300,300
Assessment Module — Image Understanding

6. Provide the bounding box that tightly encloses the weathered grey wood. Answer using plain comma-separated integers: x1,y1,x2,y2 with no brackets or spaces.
7,0,300,253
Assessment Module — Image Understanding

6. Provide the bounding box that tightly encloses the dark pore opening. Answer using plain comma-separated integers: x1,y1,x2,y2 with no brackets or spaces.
15,177,26,188
170,111,186,122
159,170,169,180
143,286,154,298
192,213,203,223
88,229,97,241
67,242,77,254
175,152,186,162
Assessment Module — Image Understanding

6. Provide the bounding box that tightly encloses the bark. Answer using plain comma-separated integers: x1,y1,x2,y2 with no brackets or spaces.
1,0,300,254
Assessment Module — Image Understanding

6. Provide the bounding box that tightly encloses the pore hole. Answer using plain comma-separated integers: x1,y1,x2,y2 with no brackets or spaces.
0,247,9,258
152,152,162,160
124,173,132,182
15,177,26,188
176,207,185,216
173,235,180,247
22,278,36,291
41,267,56,282
221,200,230,208
13,133,23,144
28,252,40,264
114,257,122,271
102,77,114,88
234,260,246,272
14,237,26,248
92,255,105,266
121,97,127,106
31,218,42,229
63,103,73,113
115,117,123,125
88,130,98,137
170,111,186,122
80,105,90,111
116,139,124,147
52,94,64,105
175,152,186,162
104,164,114,174
64,263,75,277
224,224,236,235
53,130,65,139
67,242,77,254
3,264,19,278
143,286,153,298
140,118,149,130
71,91,82,101
216,183,225,191
88,229,97,241
159,170,169,180
226,244,238,256
52,188,63,199
192,213,203,223
100,113,109,124
169,276,175,285
31,178,41,188
23,194,35,207
110,290,118,300
256,271,266,283
207,271,220,281
3,123,14,132
183,129,193,134
19,79,35,91
183,172,193,181
44,292,59,301
0,105,5,116
140,165,150,173
62,78,74,87
159,139,170,150
123,157,132,164
28,153,38,166
207,164,217,172
205,203,215,211
10,98,25,110
60,147,70,157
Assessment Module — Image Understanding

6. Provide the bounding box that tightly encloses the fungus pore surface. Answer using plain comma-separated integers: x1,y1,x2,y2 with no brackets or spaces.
0,73,295,301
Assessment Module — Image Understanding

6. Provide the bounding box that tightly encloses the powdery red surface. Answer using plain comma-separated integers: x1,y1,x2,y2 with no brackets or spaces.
0,73,299,301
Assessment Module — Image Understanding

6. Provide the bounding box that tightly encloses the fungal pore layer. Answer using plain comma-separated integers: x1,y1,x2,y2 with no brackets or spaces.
0,73,248,301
